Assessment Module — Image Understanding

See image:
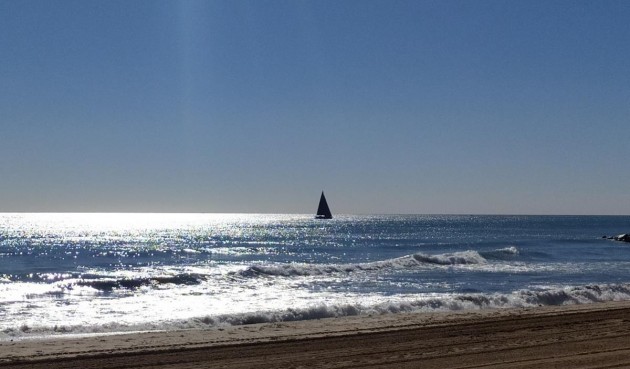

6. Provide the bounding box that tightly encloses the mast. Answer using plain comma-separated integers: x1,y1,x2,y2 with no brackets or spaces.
316,191,333,219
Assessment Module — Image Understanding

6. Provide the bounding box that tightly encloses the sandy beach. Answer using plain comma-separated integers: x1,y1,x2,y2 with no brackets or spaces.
2,301,630,368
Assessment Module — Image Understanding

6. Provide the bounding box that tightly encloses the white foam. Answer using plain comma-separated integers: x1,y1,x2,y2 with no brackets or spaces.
239,250,487,277
412,250,486,265
5,282,630,340
497,246,519,255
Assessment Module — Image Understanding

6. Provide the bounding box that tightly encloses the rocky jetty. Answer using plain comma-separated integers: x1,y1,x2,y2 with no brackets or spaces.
603,234,630,242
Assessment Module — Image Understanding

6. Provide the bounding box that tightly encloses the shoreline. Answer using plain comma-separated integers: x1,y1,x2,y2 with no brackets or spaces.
2,301,630,368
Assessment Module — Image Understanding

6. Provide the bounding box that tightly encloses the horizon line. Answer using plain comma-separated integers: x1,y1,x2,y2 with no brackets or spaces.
0,211,628,217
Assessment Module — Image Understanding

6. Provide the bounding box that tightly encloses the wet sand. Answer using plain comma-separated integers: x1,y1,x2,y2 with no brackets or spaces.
2,301,630,368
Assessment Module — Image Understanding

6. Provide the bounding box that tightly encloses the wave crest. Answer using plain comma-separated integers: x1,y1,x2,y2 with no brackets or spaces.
75,273,205,291
412,250,486,265
497,246,519,255
239,250,487,277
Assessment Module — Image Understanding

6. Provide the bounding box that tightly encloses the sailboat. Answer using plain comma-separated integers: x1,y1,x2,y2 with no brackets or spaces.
315,191,333,219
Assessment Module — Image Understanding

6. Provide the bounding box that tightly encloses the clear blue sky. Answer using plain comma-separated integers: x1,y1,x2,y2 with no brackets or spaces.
1,0,629,214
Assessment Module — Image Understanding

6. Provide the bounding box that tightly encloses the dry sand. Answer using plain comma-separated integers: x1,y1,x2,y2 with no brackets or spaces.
2,301,630,368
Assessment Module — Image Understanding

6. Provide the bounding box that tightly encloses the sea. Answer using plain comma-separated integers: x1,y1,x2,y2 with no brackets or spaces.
1,213,630,340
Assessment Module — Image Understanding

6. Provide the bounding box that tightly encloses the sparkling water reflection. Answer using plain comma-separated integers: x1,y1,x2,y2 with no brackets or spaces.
1,213,630,338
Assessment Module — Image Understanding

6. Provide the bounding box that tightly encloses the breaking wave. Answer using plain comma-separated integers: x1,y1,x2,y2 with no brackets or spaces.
412,250,486,265
13,273,209,295
497,246,519,255
238,250,487,277
480,246,520,260
75,273,206,291
5,283,630,339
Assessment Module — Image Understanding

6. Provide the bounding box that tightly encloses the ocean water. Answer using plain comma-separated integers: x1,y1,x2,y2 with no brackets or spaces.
1,213,630,339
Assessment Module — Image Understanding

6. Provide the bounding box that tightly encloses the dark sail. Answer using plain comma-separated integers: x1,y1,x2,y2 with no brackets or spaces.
315,191,333,219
